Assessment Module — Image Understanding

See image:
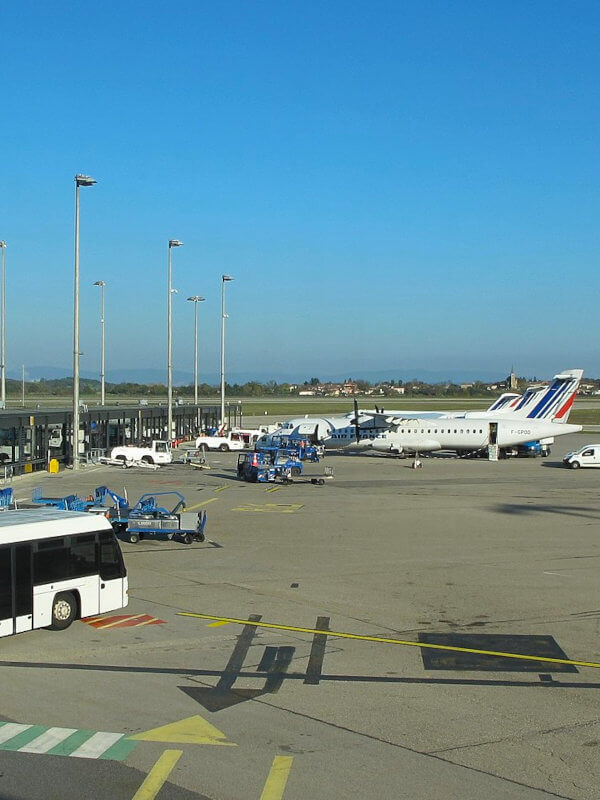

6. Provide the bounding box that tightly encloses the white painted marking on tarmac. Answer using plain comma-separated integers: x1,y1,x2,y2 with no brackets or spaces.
69,731,123,758
0,724,30,743
20,727,77,753
543,571,569,577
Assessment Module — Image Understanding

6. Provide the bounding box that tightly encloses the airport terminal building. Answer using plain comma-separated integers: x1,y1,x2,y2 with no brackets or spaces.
0,401,243,475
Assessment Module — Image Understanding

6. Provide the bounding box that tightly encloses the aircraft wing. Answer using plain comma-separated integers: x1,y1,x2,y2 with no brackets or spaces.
360,409,449,423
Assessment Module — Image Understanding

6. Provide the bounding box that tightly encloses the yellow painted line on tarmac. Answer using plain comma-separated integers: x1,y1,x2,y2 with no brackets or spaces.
265,487,281,493
207,620,230,628
177,612,600,671
214,486,228,492
231,503,303,514
132,749,182,800
259,755,294,800
186,498,220,511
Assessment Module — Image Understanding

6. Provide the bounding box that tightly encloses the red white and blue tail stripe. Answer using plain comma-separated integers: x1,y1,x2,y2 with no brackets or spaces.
523,369,583,422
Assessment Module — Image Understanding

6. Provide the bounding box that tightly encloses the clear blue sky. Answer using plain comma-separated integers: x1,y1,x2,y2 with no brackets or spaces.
1,1,599,383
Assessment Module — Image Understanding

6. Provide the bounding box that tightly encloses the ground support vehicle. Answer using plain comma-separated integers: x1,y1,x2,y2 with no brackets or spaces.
252,447,305,475
503,441,551,458
0,509,127,636
256,438,321,462
124,491,207,544
32,486,102,512
195,432,245,452
85,487,131,529
563,444,600,469
107,440,172,466
176,449,211,469
33,485,130,516
237,450,303,483
0,488,17,510
98,455,160,470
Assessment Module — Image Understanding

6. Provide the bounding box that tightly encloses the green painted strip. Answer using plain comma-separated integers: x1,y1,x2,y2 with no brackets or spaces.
0,725,47,751
47,729,95,757
99,737,138,761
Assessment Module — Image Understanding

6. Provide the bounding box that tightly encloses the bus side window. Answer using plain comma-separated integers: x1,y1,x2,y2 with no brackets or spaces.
0,546,11,620
34,539,69,584
98,532,126,580
69,534,97,578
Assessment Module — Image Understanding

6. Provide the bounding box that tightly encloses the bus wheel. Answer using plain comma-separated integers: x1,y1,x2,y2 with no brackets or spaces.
50,592,77,630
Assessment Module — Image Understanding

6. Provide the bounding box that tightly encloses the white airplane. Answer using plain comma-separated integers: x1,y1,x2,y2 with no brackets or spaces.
370,369,583,457
259,369,583,455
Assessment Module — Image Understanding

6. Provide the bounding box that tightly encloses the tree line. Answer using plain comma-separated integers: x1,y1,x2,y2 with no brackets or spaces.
2,376,542,398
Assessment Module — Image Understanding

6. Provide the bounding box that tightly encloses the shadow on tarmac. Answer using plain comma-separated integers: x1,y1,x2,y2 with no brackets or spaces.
490,503,600,520
1,660,599,695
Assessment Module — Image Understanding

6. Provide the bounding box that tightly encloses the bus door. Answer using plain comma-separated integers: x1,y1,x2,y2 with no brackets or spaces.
0,544,33,636
98,532,127,612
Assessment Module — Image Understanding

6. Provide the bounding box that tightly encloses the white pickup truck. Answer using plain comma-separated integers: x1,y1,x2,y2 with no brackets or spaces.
110,440,172,465
195,432,245,452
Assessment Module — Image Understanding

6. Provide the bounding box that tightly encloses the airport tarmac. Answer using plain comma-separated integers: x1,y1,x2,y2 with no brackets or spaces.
0,433,598,799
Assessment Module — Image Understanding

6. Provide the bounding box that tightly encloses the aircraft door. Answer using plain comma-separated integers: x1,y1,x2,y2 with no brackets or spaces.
489,423,498,445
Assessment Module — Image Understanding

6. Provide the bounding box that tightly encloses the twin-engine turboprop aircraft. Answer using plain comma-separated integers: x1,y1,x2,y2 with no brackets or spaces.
258,369,583,456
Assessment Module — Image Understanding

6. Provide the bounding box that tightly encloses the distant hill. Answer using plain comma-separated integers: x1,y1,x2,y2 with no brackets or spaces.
14,365,513,386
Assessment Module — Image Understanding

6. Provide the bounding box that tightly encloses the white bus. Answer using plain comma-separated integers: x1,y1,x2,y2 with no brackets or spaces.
0,509,128,636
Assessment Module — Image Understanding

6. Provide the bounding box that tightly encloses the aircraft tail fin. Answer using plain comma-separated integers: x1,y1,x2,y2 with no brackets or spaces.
486,393,521,412
524,369,583,423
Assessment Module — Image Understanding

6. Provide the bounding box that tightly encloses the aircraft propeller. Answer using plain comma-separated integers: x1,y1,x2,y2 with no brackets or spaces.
351,399,361,444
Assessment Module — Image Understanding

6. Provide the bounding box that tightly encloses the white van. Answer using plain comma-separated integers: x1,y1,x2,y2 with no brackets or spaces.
563,445,600,469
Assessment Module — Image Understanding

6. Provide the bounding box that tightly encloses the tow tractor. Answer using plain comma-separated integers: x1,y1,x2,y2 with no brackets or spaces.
237,450,303,483
238,451,332,485
124,491,207,545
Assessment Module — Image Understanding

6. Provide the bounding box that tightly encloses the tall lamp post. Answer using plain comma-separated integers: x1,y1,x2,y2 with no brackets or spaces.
73,174,96,470
187,295,205,406
93,280,106,405
0,241,6,409
220,275,234,427
167,239,183,441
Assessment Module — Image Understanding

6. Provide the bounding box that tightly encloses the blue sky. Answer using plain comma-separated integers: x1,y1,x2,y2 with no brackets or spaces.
1,1,599,383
